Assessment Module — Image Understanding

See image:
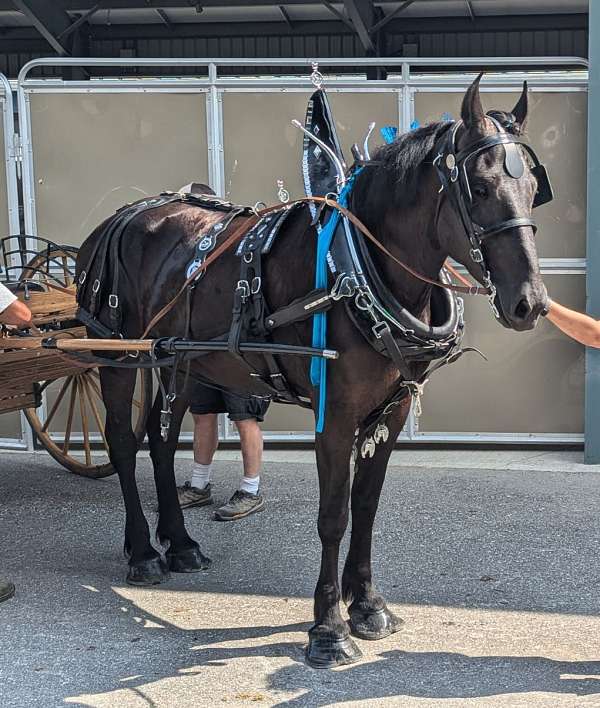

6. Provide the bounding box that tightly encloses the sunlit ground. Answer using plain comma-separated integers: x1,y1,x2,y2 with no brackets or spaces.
1,450,600,707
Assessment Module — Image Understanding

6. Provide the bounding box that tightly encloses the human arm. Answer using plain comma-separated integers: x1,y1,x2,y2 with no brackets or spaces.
0,283,32,328
545,298,600,348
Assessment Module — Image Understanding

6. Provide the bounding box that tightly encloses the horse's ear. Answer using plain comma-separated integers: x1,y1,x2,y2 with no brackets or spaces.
511,81,529,129
461,73,485,131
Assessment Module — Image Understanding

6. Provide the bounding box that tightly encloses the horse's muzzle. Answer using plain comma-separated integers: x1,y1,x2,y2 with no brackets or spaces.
495,283,546,332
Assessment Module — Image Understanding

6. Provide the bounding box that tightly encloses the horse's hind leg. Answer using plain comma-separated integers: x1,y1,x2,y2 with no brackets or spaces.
341,400,411,640
147,382,211,573
306,419,362,669
100,366,169,586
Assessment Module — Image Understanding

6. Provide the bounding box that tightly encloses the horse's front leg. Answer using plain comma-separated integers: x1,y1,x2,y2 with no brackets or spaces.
306,420,362,669
147,383,211,573
342,398,411,640
100,367,169,586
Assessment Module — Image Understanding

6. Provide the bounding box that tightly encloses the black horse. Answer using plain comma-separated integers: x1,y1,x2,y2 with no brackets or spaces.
77,77,547,669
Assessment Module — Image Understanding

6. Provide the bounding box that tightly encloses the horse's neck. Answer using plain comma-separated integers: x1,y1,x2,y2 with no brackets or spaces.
371,199,447,316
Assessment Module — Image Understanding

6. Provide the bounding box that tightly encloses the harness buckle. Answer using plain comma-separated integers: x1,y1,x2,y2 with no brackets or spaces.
470,247,484,263
91,279,101,294
372,321,391,340
251,276,261,294
236,279,250,301
78,271,87,285
108,294,119,308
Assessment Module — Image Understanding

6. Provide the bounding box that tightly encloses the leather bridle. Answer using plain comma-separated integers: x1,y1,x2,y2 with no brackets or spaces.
432,112,553,317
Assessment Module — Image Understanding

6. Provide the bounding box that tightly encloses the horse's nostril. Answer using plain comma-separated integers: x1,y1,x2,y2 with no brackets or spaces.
514,298,532,320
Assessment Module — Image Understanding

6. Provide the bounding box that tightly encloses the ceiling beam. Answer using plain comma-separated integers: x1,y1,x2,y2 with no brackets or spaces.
57,4,102,40
11,0,74,55
322,1,354,31
277,4,293,29
342,0,376,54
155,7,174,28
371,0,416,34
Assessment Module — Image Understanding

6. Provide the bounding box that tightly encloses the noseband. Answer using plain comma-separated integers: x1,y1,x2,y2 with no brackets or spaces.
432,112,553,317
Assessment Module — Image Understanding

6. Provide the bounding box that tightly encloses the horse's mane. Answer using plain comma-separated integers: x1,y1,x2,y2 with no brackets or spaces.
352,121,452,222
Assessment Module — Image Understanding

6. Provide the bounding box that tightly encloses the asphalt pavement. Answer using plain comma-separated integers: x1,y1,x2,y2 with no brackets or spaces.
1,450,600,707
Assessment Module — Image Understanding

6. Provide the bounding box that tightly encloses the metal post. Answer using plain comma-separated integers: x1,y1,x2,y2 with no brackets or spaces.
0,74,30,451
207,62,225,197
0,73,19,238
585,5,600,463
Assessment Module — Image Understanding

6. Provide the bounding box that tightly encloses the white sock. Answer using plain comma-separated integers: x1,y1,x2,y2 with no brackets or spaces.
239,475,260,495
191,462,212,490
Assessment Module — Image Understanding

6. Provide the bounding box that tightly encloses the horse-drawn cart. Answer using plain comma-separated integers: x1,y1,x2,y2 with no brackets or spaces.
0,238,151,478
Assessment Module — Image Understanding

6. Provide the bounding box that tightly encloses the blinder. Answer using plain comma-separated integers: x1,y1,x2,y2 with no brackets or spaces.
449,114,553,212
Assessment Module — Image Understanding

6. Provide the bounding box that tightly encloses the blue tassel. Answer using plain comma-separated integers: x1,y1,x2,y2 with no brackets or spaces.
410,120,420,131
380,125,398,145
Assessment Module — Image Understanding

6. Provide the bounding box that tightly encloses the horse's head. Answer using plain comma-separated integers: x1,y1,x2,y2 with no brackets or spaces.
440,75,548,331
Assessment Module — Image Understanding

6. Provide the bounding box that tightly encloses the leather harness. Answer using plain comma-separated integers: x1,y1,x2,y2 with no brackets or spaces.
75,105,552,446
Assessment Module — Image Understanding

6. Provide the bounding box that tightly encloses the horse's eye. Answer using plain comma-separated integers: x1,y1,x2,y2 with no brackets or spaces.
472,184,488,200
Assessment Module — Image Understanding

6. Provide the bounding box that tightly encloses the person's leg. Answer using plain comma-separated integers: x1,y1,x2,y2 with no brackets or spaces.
235,418,262,495
178,384,225,510
214,394,270,521
191,412,219,486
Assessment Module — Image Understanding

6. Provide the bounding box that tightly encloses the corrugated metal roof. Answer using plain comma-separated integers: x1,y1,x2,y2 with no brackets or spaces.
0,1,589,28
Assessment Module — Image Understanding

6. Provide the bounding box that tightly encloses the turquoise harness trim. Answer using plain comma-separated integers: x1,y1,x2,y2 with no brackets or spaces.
310,170,362,433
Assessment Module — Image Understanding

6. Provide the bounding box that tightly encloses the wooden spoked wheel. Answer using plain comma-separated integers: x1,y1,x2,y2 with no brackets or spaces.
24,369,153,479
19,244,78,288
19,244,153,479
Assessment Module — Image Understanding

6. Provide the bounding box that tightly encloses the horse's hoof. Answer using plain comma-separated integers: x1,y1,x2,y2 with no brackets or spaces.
348,605,404,641
305,631,362,669
167,545,211,573
126,556,170,586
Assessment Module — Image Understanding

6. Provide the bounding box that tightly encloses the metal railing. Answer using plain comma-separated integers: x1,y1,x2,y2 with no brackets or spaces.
5,56,590,446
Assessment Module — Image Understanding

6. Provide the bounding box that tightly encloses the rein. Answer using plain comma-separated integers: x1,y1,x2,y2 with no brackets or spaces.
141,195,489,338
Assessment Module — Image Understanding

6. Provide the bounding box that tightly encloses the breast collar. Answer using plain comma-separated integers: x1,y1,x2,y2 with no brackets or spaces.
432,113,553,318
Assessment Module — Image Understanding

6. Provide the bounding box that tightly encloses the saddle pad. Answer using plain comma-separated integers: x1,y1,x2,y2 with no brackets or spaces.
236,203,302,257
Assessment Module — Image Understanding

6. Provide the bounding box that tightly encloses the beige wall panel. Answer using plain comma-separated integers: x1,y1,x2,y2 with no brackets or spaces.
223,91,399,206
0,412,23,439
0,97,9,239
414,91,587,259
418,274,584,434
30,93,208,247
